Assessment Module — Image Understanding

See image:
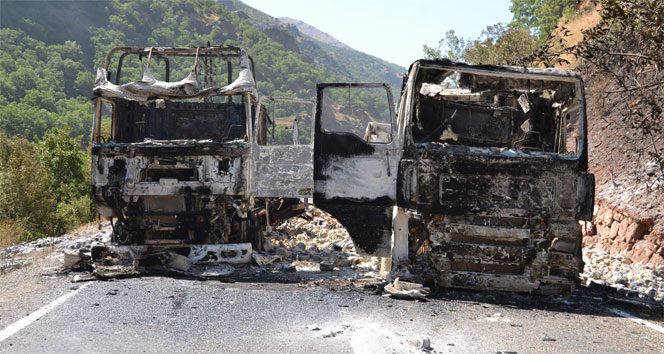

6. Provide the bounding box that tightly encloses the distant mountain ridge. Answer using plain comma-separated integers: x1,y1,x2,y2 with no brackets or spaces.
219,0,405,94
277,17,348,49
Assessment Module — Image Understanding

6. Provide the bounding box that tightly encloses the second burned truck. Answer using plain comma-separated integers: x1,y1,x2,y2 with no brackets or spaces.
91,46,593,293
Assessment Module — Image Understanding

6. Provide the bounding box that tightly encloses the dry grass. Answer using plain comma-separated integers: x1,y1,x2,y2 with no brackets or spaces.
552,0,602,69
0,220,27,248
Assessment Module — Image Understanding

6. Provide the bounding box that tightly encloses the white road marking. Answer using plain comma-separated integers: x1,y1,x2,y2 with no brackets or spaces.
0,282,91,342
608,307,664,335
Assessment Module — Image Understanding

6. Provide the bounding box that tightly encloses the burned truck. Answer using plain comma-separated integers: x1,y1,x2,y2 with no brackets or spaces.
91,46,593,293
312,60,594,294
91,46,313,262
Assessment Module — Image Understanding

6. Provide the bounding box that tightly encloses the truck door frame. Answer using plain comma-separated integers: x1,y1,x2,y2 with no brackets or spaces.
249,96,316,199
313,83,401,255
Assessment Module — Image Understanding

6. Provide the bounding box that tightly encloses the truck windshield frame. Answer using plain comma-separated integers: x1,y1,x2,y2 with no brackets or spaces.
406,63,587,161
92,46,258,144
103,46,256,86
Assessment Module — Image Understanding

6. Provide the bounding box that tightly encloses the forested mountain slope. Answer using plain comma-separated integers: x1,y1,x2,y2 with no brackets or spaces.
0,0,396,242
3,0,401,142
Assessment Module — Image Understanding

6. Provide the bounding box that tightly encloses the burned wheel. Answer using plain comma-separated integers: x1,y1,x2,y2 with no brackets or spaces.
111,218,139,245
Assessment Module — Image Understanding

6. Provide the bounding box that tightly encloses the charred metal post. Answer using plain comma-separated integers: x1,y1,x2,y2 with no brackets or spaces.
392,206,408,266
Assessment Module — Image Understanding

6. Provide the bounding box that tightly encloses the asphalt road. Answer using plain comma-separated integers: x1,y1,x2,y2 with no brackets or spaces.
1,263,664,354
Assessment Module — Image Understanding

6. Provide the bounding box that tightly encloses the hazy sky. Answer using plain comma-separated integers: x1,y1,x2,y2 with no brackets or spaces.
240,0,514,68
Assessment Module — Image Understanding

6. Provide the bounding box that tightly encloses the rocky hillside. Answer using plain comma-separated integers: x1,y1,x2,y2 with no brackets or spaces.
278,17,348,48
220,0,405,95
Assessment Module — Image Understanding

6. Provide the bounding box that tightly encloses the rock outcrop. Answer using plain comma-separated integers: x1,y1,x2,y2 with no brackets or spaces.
583,201,663,266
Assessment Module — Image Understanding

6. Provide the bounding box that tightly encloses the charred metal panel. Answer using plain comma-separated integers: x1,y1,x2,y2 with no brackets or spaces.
91,243,253,265
314,132,376,159
315,155,396,203
251,145,314,198
316,204,392,256
250,97,315,199
92,152,244,198
397,146,580,219
313,83,399,205
576,173,595,220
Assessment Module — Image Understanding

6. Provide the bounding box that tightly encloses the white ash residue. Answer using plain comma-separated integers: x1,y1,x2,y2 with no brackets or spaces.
0,224,111,273
581,248,664,302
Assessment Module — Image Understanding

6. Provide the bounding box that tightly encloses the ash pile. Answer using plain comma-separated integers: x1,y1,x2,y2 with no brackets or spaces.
64,206,381,282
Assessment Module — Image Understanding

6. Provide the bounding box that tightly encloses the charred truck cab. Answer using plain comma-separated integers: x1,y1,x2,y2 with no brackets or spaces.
314,60,594,293
91,46,312,262
91,47,594,293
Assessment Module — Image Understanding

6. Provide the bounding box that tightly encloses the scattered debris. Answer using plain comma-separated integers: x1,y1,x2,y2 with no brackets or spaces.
63,250,89,269
321,326,350,339
280,264,296,272
418,337,432,351
252,252,280,267
162,252,193,273
93,265,140,279
319,262,335,272
486,312,511,323
24,206,380,286
194,264,234,279
384,278,430,299
72,274,96,283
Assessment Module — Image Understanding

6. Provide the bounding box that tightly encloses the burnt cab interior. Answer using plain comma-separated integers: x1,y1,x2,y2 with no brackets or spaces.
110,99,246,143
411,66,580,155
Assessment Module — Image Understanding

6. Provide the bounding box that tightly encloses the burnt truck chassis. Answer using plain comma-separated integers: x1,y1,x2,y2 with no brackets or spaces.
395,62,594,294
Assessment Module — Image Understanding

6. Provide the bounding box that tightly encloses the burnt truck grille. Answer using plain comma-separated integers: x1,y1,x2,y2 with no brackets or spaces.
145,168,197,182
425,214,583,293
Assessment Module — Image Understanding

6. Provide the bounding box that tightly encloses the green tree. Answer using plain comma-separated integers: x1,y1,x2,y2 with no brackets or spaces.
510,0,577,42
464,23,540,65
37,127,93,235
423,30,467,61
0,128,94,242
0,131,57,240
423,23,539,65
38,127,88,203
